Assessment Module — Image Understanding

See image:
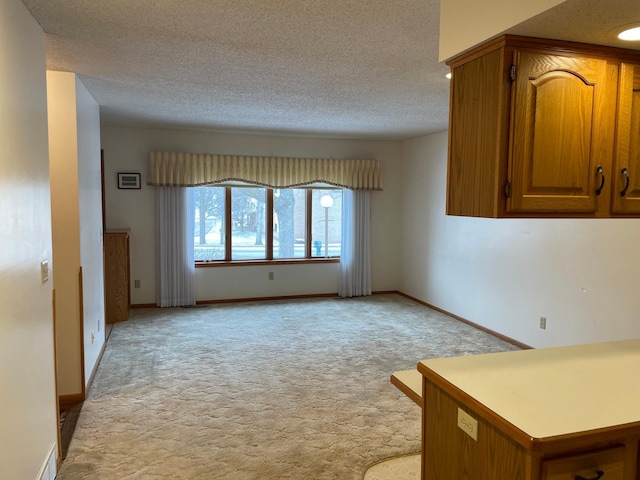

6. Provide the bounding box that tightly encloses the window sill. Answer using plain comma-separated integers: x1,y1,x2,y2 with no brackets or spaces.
195,258,340,268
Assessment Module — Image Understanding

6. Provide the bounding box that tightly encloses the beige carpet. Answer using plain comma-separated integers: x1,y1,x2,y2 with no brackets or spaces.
57,294,519,479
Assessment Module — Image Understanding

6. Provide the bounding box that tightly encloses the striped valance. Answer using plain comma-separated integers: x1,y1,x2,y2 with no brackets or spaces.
148,151,383,191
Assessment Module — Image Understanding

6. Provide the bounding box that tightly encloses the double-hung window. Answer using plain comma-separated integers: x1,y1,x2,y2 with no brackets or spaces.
194,186,341,263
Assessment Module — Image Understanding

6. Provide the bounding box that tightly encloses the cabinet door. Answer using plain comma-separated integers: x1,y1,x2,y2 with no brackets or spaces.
508,51,615,213
612,62,640,213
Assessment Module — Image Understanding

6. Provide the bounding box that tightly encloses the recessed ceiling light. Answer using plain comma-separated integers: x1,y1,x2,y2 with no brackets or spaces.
445,72,452,80
618,25,640,41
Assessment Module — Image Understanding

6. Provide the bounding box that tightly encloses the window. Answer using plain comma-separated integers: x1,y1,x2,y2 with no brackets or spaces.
194,186,225,261
312,189,342,258
193,186,341,263
273,189,306,259
231,187,266,260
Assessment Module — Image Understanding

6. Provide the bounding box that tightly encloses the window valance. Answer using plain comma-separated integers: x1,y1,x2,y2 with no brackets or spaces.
148,151,383,191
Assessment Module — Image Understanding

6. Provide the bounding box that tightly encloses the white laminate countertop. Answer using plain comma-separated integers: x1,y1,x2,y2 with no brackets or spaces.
418,338,640,439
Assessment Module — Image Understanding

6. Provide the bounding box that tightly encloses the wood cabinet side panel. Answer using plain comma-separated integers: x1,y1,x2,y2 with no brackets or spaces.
447,48,509,217
422,381,530,480
104,232,130,324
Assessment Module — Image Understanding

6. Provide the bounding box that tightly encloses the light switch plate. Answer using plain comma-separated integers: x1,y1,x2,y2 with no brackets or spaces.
40,260,49,283
457,408,478,441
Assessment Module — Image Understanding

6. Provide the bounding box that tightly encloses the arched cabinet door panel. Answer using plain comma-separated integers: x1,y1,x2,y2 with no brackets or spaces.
612,62,640,214
508,51,615,213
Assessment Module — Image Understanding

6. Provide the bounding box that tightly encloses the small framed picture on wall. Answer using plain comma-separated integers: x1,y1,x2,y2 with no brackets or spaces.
117,172,141,189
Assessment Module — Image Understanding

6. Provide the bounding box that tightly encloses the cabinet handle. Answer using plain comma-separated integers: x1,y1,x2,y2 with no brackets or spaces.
595,165,605,196
575,470,604,480
620,167,630,197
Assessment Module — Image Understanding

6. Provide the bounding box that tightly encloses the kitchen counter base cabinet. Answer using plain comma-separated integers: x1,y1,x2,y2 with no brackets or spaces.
423,382,531,479
418,341,640,480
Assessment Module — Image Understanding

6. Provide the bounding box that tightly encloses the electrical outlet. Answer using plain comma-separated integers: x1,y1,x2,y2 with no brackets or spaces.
268,272,274,280
457,408,478,440
539,316,547,329
134,279,141,288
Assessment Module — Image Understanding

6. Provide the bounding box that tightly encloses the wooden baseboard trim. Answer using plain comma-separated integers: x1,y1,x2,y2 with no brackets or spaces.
397,292,532,350
59,393,85,409
131,303,156,309
196,292,338,305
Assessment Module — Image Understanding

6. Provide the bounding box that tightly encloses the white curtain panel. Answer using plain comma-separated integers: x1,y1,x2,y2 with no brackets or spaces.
339,189,372,297
155,186,196,307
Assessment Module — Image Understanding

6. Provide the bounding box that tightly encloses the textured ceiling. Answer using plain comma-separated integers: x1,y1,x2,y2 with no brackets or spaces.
23,0,448,140
20,0,640,140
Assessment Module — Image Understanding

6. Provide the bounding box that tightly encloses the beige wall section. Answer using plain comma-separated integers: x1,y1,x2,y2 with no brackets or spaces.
48,71,83,396
75,77,105,387
400,132,640,348
101,126,402,304
48,72,105,396
439,0,566,60
0,0,59,478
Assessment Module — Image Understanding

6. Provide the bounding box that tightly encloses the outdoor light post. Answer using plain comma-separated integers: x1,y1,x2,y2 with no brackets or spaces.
320,194,333,257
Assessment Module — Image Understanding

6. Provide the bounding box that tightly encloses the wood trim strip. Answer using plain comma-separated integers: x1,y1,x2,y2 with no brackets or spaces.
266,189,273,260
448,34,640,68
306,190,312,258
224,188,232,260
58,393,85,409
397,292,532,350
78,267,86,399
52,288,62,465
196,258,340,268
131,303,157,309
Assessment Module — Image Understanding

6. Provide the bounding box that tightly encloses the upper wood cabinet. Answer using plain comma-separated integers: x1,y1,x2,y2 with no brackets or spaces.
446,35,640,218
612,62,640,213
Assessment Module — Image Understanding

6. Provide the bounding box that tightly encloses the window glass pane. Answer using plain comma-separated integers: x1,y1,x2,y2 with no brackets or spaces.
273,189,306,259
312,189,342,258
231,187,266,260
194,186,226,261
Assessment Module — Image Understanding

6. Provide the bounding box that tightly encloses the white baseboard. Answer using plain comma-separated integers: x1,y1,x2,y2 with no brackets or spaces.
37,443,57,480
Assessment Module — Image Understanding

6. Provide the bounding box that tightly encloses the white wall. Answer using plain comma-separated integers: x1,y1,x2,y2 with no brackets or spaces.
439,0,566,60
401,131,640,348
75,77,105,386
101,126,402,304
48,71,104,396
0,0,59,478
